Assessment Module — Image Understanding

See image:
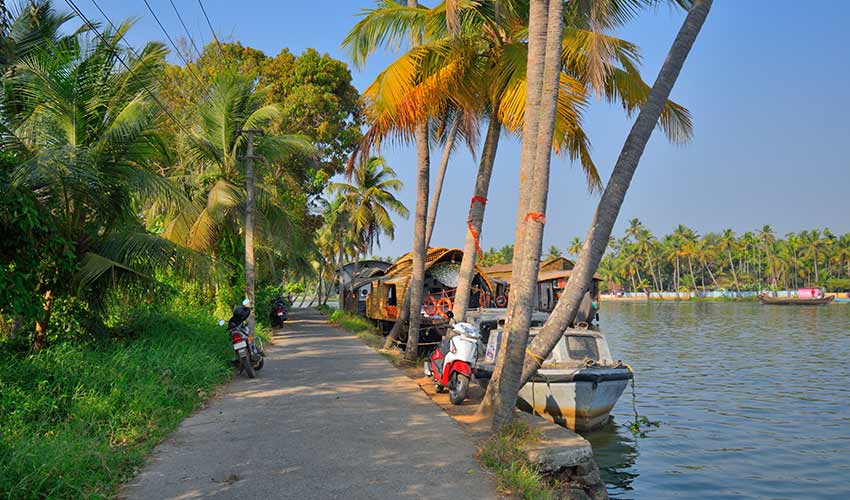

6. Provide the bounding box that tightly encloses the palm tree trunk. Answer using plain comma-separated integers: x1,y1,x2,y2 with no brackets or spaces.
453,115,501,321
727,248,740,293
482,0,564,431
813,251,819,283
32,290,54,352
245,135,257,336
687,255,697,294
404,119,431,361
505,0,548,314
518,0,713,386
425,114,461,244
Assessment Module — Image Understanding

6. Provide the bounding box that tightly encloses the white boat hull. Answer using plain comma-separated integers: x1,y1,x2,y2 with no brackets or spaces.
516,376,629,432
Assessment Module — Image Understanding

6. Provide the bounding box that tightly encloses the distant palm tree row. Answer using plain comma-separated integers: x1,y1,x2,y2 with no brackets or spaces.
594,219,850,293
477,219,850,293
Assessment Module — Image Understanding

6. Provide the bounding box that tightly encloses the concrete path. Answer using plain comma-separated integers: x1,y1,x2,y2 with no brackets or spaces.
121,308,496,500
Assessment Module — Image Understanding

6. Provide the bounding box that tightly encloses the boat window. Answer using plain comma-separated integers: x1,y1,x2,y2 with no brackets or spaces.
566,336,599,361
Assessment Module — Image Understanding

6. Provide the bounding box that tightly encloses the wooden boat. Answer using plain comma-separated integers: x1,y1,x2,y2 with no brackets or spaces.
758,295,834,305
475,327,632,432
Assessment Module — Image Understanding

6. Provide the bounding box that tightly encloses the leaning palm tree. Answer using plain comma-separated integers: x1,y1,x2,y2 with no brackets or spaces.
4,19,206,349
345,0,694,324
330,156,409,255
519,0,714,388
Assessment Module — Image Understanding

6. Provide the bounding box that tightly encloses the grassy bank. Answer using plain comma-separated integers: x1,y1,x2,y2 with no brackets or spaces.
315,305,384,350
0,304,233,499
478,421,555,499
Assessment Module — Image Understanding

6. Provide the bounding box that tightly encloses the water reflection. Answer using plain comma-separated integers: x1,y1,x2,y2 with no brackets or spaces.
584,417,639,496
586,301,850,499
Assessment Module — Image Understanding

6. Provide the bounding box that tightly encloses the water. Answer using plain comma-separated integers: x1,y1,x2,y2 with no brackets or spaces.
586,301,850,499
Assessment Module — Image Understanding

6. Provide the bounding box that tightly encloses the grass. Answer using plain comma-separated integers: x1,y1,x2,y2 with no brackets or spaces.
314,305,417,365
0,304,233,499
316,305,385,349
478,420,555,500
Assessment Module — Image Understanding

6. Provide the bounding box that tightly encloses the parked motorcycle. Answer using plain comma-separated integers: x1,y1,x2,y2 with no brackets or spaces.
424,313,483,405
269,297,288,328
220,299,265,378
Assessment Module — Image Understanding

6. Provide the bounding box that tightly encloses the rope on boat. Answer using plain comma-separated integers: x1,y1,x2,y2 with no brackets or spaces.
623,363,659,437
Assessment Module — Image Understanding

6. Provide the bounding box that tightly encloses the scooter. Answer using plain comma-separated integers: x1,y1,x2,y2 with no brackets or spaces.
270,298,287,328
220,299,265,378
424,312,483,405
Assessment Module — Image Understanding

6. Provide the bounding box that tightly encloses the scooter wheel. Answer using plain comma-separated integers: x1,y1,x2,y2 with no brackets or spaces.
449,373,469,405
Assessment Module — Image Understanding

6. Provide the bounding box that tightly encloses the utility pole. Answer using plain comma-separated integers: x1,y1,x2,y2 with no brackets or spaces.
241,128,262,338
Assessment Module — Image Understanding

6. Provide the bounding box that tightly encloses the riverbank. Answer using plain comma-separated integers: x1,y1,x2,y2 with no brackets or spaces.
0,303,234,499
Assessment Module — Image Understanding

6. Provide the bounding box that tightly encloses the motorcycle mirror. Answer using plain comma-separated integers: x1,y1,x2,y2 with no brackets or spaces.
445,311,454,319
242,298,251,307
218,319,225,326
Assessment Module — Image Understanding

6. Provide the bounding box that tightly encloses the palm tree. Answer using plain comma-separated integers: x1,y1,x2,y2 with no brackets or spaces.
519,0,714,386
330,157,409,255
568,236,583,258
345,1,693,323
161,72,316,328
718,229,741,293
4,19,206,349
545,245,563,259
801,229,823,284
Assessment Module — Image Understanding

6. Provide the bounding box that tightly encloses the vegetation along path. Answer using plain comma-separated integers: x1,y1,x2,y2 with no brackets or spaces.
121,308,495,499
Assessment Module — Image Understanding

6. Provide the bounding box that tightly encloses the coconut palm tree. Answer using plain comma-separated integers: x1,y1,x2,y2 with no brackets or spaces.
519,0,714,387
344,1,694,324
330,156,409,255
162,73,314,260
3,19,206,349
568,236,583,258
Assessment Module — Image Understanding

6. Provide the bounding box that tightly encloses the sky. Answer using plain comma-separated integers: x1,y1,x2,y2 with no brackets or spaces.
76,0,850,257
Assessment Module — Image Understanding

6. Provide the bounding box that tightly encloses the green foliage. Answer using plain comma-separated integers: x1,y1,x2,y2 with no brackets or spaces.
0,302,233,499
595,221,850,294
825,278,850,292
478,420,553,499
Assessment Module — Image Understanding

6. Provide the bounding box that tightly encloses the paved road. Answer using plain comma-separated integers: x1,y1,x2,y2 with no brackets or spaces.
121,308,496,500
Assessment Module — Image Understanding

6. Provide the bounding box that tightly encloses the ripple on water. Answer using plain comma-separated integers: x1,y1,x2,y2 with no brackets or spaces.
587,302,850,499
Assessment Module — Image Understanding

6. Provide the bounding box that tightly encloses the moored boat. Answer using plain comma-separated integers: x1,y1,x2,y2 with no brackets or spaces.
475,327,632,432
758,295,834,305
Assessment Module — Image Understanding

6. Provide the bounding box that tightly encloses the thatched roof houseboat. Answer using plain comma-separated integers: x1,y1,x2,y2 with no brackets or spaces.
365,247,495,326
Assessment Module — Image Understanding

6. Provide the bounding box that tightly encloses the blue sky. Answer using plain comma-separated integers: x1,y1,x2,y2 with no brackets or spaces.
83,1,850,257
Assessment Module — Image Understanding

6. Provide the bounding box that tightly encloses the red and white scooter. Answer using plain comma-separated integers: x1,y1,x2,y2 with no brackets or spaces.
424,313,483,405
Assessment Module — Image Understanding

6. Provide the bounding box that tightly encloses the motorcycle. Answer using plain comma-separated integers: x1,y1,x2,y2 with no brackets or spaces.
220,299,265,378
424,313,483,405
269,298,288,328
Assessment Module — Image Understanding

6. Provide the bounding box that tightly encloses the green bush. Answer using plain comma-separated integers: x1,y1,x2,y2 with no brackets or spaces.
825,278,850,292
0,303,233,499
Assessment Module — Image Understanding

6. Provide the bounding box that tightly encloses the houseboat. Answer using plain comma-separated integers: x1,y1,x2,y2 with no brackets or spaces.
363,247,495,336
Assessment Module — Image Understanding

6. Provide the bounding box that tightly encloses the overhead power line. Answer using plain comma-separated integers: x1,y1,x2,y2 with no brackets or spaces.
141,0,204,85
64,0,195,139
168,0,202,60
197,0,225,55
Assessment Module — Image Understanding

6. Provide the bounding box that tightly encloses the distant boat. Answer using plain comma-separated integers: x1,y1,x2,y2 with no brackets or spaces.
758,295,834,305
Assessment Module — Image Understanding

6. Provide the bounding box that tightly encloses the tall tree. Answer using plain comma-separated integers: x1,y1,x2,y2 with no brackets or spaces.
330,157,409,255
4,19,205,349
519,0,714,386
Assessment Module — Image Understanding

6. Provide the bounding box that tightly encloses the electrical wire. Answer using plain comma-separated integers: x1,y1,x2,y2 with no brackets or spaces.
141,0,203,85
197,0,225,56
64,0,195,139
168,0,202,60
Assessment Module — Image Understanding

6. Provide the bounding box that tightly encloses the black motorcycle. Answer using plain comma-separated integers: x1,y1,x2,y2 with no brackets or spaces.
221,300,265,378
269,297,288,328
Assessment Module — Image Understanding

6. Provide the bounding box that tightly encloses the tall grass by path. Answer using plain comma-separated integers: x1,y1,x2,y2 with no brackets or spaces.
0,304,234,500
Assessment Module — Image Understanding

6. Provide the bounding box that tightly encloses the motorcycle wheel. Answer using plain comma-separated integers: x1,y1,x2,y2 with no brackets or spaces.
448,373,469,405
240,355,256,378
254,356,265,371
